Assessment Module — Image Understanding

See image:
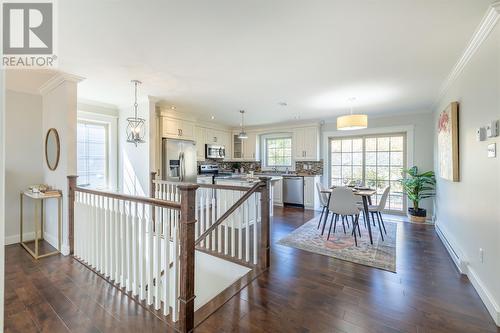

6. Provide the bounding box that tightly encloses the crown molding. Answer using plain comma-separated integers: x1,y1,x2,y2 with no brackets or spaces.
434,1,500,109
39,72,85,95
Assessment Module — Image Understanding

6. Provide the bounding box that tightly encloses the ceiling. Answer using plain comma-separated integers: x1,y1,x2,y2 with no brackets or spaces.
53,0,493,125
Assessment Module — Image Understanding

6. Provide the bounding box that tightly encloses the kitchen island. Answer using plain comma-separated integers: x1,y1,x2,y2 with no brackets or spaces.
215,175,282,216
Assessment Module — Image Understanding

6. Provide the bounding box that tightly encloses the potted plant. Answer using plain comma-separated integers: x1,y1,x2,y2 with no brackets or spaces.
232,162,241,173
399,166,436,223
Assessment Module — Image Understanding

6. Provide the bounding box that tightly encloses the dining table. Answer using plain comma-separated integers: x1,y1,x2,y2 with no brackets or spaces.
320,187,377,245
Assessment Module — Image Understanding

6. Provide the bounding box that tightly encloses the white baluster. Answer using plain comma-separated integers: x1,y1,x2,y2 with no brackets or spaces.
163,205,170,316
254,193,259,265
217,189,222,253
139,203,146,301
245,199,249,262
147,205,154,305
133,202,139,296
154,206,161,310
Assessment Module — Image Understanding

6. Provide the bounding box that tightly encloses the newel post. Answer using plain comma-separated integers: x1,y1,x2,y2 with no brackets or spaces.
67,175,78,255
150,171,157,225
259,177,272,270
149,171,157,198
178,183,199,333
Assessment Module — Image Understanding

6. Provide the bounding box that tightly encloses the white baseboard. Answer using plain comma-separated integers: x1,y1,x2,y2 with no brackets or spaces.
467,266,500,326
5,231,70,256
5,232,35,245
61,244,70,256
435,224,468,273
43,231,58,250
436,221,500,326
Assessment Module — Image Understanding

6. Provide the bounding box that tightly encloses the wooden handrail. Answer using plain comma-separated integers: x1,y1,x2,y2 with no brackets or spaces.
75,186,181,210
194,181,264,247
153,179,252,193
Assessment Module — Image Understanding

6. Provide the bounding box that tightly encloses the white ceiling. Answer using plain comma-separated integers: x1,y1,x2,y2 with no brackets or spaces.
52,0,492,126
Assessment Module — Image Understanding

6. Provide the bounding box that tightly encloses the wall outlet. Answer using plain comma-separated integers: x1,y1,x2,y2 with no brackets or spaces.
479,248,484,263
476,127,486,141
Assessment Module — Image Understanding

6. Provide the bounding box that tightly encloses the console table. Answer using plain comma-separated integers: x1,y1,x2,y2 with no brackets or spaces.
20,190,62,259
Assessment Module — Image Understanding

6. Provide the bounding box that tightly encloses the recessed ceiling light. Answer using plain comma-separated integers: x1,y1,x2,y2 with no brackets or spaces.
171,106,176,110
210,115,215,120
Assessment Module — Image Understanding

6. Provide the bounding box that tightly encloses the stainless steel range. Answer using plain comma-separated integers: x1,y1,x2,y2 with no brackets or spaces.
198,164,232,184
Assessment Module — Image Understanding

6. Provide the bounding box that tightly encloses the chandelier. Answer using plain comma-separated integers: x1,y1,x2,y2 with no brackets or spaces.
126,80,146,146
238,110,248,139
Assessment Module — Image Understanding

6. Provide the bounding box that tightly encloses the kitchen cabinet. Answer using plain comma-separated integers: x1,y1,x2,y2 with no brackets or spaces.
304,175,321,210
195,126,206,160
232,131,259,160
162,116,195,140
293,126,319,161
273,178,283,206
206,128,231,158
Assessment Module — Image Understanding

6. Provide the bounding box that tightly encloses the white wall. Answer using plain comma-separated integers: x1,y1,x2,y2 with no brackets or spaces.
41,79,79,254
321,112,435,214
433,23,500,325
5,91,44,244
118,100,154,196
0,66,6,329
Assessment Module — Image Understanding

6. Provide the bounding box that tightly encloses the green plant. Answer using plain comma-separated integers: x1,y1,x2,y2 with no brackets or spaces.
399,166,436,212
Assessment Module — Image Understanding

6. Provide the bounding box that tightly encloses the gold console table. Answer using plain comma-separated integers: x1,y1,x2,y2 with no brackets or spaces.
20,190,62,259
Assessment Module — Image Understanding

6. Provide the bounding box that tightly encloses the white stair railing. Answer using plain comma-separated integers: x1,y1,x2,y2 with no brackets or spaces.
152,179,264,266
69,184,184,321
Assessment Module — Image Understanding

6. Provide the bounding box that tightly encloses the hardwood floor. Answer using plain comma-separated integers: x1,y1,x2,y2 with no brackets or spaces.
5,207,499,332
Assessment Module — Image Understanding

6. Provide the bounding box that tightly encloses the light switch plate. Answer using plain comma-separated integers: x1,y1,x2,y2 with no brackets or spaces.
487,143,496,158
486,120,499,138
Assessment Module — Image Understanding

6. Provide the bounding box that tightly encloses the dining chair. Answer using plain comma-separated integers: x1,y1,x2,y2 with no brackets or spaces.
316,182,330,230
327,187,362,246
367,186,390,240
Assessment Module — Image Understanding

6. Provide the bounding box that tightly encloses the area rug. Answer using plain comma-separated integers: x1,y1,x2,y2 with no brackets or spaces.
277,216,397,272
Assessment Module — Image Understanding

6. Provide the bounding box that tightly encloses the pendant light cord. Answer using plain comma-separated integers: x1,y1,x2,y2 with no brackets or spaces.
134,81,138,119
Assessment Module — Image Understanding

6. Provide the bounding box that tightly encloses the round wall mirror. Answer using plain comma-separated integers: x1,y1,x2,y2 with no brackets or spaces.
45,128,60,171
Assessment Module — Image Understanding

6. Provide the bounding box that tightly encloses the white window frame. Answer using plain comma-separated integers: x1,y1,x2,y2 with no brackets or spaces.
329,133,407,213
77,111,118,191
260,132,294,171
323,125,415,215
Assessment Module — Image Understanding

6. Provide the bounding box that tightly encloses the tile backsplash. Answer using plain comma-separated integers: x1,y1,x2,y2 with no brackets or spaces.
199,159,323,175
295,160,324,175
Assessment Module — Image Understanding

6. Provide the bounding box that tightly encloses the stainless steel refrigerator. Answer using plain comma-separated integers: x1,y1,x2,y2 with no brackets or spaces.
161,138,197,183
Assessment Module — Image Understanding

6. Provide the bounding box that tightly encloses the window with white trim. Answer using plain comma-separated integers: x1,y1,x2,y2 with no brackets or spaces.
265,137,292,167
329,133,406,212
77,121,108,189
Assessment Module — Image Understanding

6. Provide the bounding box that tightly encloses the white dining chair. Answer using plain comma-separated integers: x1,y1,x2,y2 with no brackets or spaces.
327,187,362,246
316,182,330,230
367,186,390,240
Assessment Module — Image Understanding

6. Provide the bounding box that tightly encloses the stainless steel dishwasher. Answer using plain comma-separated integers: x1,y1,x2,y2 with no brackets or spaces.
283,176,304,207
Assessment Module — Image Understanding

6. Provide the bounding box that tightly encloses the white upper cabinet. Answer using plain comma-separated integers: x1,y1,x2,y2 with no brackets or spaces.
293,126,319,161
162,116,195,141
243,132,258,160
232,131,259,160
195,126,206,160
206,128,231,157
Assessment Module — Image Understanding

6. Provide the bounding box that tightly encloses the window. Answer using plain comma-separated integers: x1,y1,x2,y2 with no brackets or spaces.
266,137,292,167
77,121,108,189
330,133,406,212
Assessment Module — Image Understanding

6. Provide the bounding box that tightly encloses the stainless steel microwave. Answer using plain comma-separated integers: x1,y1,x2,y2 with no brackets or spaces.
205,144,225,159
